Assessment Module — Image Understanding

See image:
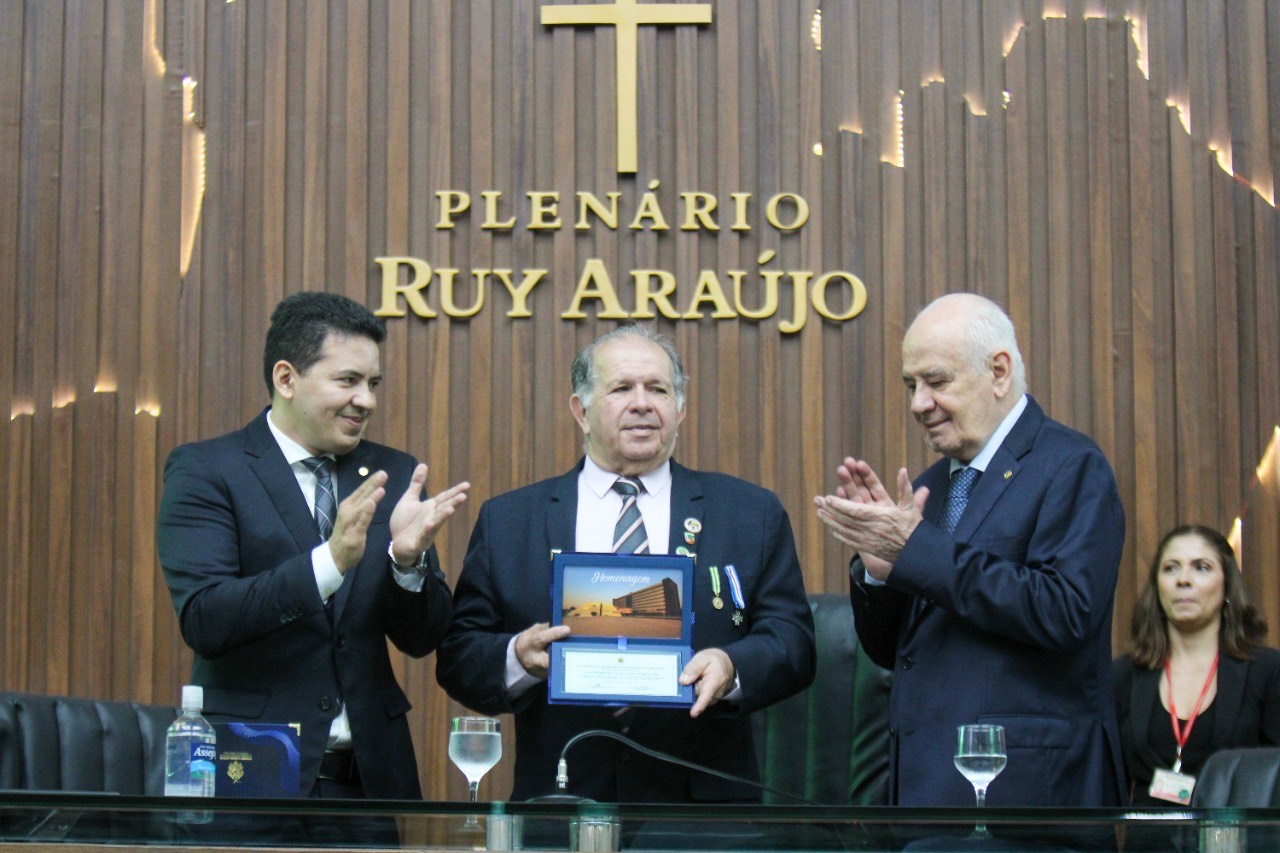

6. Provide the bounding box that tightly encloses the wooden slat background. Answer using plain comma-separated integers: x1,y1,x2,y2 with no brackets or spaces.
2,0,1280,802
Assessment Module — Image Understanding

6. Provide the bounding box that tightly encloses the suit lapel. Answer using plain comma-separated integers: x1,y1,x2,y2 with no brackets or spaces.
546,462,582,553
1129,665,1167,773
244,411,319,556
1212,655,1248,749
953,448,1021,540
330,445,379,624
667,461,705,555
952,397,1042,541
904,461,951,632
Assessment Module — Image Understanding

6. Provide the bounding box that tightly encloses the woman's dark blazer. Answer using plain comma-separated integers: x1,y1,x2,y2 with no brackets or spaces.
1113,647,1280,800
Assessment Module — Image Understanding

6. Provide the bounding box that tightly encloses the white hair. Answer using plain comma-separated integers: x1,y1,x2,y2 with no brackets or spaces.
915,293,1027,394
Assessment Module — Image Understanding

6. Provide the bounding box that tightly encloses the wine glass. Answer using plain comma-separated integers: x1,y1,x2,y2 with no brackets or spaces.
954,724,1006,835
449,716,502,833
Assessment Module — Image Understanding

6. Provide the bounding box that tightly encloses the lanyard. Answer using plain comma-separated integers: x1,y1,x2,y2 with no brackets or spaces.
1164,653,1219,773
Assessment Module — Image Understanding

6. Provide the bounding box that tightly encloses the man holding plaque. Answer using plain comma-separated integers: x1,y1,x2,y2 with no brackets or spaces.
814,293,1126,807
437,325,816,803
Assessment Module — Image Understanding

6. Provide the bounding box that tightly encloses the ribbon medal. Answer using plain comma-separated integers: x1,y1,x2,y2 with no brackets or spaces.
724,565,746,623
708,565,723,609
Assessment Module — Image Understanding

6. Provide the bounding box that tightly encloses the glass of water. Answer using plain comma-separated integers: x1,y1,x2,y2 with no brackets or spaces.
449,716,502,832
954,724,1006,834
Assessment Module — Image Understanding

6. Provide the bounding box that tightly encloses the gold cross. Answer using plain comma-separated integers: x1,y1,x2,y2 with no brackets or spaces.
542,0,712,173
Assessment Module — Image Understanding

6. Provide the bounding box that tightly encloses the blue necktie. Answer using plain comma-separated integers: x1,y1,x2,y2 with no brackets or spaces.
611,477,650,554
941,467,979,533
301,456,337,541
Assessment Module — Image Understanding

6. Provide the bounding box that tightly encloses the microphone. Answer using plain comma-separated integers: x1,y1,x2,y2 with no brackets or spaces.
554,728,813,804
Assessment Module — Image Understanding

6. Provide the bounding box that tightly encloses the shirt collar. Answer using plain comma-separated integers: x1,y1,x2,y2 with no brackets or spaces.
582,455,672,499
951,393,1028,475
266,408,331,466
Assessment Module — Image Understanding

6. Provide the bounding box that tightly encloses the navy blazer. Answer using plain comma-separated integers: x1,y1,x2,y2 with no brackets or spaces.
157,409,452,798
1114,649,1280,803
436,459,816,803
851,396,1127,807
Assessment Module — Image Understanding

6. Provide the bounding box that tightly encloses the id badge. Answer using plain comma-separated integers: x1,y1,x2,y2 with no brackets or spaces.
1149,767,1196,804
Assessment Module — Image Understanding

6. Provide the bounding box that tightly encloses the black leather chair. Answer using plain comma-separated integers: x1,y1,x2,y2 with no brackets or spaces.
0,691,179,842
1191,747,1280,807
0,691,176,795
752,593,892,805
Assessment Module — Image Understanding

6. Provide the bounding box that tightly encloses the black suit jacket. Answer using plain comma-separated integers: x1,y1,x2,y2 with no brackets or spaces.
436,459,816,803
157,409,452,798
1114,648,1280,803
851,397,1127,807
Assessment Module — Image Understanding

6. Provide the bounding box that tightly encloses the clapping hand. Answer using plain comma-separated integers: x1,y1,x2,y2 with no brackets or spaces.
814,457,929,580
389,464,470,566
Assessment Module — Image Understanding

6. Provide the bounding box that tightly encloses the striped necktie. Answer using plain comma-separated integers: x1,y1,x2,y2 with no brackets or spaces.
301,456,337,541
611,477,650,554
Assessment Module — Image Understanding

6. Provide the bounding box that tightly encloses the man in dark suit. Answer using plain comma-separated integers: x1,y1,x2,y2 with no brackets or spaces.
815,293,1126,808
158,292,468,799
436,325,816,803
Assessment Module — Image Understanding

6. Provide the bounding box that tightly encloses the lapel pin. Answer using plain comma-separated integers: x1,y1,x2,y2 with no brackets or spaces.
684,518,702,534
1003,470,1012,479
358,466,370,477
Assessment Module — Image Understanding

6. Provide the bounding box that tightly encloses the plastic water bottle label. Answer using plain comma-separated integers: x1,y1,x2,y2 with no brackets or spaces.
191,742,217,773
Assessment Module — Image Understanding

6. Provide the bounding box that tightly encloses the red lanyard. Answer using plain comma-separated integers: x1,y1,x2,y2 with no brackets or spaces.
1163,653,1219,773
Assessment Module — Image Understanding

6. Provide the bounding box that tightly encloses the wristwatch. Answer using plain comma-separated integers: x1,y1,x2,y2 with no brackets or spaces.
391,549,430,574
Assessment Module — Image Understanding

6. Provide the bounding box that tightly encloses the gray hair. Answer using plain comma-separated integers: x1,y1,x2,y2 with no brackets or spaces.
571,325,689,410
917,293,1027,395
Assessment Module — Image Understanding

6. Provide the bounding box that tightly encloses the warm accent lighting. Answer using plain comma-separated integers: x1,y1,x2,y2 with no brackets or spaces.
181,76,207,277
93,380,117,393
812,142,823,156
1235,426,1280,574
144,0,166,76
52,392,75,409
810,7,821,51
1255,426,1280,482
880,90,906,168
10,401,34,420
1003,22,1025,57
136,404,162,417
1166,99,1191,135
1125,14,1149,80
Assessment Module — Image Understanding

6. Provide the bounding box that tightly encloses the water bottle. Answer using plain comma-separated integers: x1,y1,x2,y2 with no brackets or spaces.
165,685,216,821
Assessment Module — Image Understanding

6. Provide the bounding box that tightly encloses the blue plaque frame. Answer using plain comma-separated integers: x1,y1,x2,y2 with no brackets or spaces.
548,551,696,707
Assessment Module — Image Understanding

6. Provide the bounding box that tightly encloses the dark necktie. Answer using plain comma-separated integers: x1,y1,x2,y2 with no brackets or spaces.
301,456,337,541
941,466,979,533
611,477,650,554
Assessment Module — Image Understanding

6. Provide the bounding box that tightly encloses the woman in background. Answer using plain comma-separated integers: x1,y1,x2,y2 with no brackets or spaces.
1114,524,1280,808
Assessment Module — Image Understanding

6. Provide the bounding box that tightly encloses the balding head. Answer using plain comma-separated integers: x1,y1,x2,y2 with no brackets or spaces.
901,293,1025,462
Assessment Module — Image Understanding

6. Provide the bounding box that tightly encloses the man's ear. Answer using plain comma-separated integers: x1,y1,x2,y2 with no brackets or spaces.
272,360,298,401
569,394,589,435
990,351,1013,397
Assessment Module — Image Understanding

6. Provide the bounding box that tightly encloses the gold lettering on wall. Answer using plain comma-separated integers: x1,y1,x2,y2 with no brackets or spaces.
378,187,869,332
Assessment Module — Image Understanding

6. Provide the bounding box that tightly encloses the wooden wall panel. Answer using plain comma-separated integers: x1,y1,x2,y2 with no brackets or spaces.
3,0,1280,803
